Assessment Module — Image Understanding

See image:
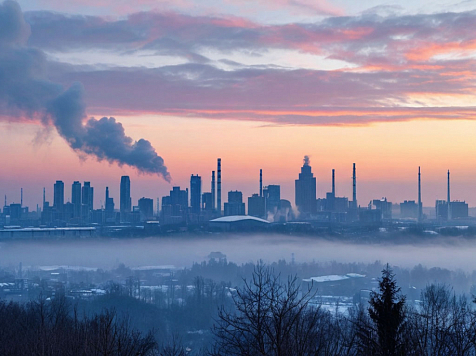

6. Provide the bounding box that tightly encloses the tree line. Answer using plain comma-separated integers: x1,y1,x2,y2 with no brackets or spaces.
211,264,476,356
2,264,476,355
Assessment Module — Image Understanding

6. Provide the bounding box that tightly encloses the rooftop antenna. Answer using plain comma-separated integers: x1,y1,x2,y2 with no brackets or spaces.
21,188,23,207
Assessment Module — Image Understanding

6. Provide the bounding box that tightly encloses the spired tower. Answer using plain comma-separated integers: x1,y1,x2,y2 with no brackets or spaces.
295,156,317,215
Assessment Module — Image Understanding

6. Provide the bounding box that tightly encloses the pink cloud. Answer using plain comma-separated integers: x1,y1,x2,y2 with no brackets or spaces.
17,5,476,128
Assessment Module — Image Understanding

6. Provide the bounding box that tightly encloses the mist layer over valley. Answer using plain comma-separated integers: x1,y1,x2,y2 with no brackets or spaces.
1,234,475,271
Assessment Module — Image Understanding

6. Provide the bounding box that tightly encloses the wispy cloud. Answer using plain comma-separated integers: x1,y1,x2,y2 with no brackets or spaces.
12,4,476,126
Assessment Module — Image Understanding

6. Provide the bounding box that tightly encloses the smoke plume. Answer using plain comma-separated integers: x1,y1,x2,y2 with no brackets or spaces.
0,1,170,182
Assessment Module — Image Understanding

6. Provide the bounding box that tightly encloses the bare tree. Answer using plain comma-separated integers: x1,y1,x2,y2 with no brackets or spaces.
211,263,340,356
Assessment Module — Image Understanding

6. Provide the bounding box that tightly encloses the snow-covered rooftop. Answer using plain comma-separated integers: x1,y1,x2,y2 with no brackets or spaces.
303,273,366,283
210,215,270,223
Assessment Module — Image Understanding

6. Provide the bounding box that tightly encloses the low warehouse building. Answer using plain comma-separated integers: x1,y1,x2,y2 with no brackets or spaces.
208,215,270,231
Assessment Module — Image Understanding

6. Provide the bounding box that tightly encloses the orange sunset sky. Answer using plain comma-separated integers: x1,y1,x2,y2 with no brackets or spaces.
1,0,476,209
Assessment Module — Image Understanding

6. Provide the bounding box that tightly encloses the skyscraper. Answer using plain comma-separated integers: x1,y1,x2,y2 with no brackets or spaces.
71,181,81,218
248,194,265,218
82,181,94,222
263,185,280,214
190,174,202,214
295,156,317,215
53,180,64,212
105,187,114,213
138,197,154,221
202,192,213,211
120,176,131,219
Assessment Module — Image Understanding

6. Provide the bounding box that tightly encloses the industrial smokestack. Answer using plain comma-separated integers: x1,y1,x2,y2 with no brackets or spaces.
43,187,45,207
332,169,335,197
260,169,263,197
418,166,422,222
21,188,23,207
217,158,221,215
211,171,216,211
447,170,451,220
352,163,356,208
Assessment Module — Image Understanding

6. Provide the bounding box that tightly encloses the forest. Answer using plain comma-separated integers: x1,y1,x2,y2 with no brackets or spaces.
1,262,476,355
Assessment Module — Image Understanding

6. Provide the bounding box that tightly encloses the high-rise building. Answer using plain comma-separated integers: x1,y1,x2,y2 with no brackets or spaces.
82,181,94,222
120,176,131,219
138,197,154,221
202,192,213,211
400,200,418,219
53,180,64,212
105,187,114,213
248,194,265,218
435,200,448,220
190,174,202,214
263,185,280,214
72,181,81,218
224,190,245,216
450,201,468,219
372,198,392,219
295,156,317,215
160,187,188,225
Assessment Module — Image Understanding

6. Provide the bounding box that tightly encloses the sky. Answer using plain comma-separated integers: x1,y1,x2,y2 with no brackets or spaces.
1,0,476,210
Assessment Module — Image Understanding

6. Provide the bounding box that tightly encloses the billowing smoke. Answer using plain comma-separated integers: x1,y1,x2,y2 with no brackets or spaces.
0,1,170,182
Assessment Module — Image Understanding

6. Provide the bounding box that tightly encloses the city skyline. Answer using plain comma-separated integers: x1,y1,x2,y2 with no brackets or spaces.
1,159,472,215
1,1,476,208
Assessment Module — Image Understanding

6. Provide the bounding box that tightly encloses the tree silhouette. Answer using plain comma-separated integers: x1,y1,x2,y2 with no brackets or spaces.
368,264,406,356
211,263,329,356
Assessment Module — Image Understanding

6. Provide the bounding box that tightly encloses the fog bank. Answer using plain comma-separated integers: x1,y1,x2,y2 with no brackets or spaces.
0,235,475,271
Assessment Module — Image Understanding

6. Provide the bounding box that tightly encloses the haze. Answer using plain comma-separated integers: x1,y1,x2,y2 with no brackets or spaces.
0,235,475,272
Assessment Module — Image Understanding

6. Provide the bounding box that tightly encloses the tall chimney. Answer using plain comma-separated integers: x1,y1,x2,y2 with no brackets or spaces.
43,187,45,206
260,169,263,197
211,171,216,211
217,158,221,215
21,188,23,207
332,169,335,197
418,166,422,222
447,170,451,220
352,163,356,208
